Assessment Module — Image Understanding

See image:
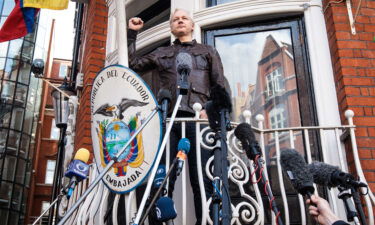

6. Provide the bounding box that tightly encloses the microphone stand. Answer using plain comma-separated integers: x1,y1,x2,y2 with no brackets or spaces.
254,157,284,225
139,157,179,225
337,186,361,225
211,109,232,225
58,106,161,225
132,83,188,225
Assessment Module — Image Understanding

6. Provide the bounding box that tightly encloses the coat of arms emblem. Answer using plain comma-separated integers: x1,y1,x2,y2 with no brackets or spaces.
91,65,162,193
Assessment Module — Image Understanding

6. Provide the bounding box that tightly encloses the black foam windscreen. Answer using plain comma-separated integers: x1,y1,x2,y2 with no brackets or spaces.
205,100,220,130
157,89,172,104
308,161,366,188
234,123,254,145
176,52,192,76
280,149,314,195
308,161,339,187
210,85,232,113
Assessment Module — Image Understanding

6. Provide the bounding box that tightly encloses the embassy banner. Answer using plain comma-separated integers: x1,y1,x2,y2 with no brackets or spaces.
91,65,162,193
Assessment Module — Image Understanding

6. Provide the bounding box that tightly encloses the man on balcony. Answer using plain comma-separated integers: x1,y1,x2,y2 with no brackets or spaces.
127,8,227,225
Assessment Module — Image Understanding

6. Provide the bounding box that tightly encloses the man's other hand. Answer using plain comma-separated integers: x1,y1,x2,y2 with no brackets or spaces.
129,17,144,31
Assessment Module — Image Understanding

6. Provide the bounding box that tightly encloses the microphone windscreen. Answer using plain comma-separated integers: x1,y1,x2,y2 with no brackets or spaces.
210,85,232,112
280,149,314,195
205,101,220,130
155,197,177,222
153,164,166,188
157,89,172,104
177,138,190,154
234,123,255,144
307,161,338,187
176,52,192,74
74,148,90,163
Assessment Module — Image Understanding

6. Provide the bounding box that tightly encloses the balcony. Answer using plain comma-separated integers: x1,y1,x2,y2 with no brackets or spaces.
56,108,375,225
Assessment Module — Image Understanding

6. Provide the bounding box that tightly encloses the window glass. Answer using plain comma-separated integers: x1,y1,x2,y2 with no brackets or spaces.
14,83,28,107
7,130,21,151
269,104,287,129
8,210,19,224
23,110,33,134
4,58,19,81
207,0,239,7
50,119,60,139
1,80,15,101
0,182,12,208
8,39,23,59
15,158,26,184
59,64,68,78
24,161,32,186
18,61,31,85
10,107,24,131
0,42,8,57
0,130,6,157
3,155,17,181
0,103,12,128
41,201,50,215
45,160,56,184
19,135,30,159
2,0,15,16
11,184,22,211
0,0,4,13
21,41,34,63
0,209,9,223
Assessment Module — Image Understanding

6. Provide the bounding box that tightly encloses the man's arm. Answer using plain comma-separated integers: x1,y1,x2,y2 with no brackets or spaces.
209,46,226,88
127,18,158,72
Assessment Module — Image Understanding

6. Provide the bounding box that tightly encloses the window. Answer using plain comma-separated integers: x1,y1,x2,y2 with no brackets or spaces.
44,160,56,184
59,64,68,78
269,104,287,129
50,119,59,139
266,67,284,98
41,201,50,215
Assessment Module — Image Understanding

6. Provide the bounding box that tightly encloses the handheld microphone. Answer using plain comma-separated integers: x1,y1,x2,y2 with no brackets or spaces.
176,138,190,176
176,52,192,95
153,164,166,189
154,197,177,224
157,89,172,123
307,161,367,189
280,149,315,198
234,123,262,160
64,148,90,199
205,85,232,131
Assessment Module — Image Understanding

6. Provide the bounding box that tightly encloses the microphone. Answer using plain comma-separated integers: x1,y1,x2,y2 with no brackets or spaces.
157,89,172,123
154,197,177,224
176,52,192,95
176,138,190,176
153,164,166,189
234,123,262,160
64,148,90,199
176,52,192,77
205,85,232,131
307,161,367,189
280,149,315,198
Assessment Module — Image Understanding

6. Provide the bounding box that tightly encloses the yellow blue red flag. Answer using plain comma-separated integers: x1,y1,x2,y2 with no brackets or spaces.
22,0,69,10
0,0,39,43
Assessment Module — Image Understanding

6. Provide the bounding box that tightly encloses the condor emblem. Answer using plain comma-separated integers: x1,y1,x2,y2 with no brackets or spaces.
91,65,162,193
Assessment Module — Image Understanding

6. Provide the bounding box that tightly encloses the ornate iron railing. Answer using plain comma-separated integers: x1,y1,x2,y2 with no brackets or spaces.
57,108,375,225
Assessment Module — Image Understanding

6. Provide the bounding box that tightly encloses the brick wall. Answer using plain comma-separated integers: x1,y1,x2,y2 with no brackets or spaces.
74,0,108,159
323,0,375,191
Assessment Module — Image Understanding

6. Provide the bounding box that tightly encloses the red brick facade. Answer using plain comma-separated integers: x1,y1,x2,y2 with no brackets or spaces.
323,0,375,192
74,0,108,160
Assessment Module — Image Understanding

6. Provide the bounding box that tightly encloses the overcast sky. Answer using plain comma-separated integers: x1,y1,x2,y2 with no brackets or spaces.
43,1,76,60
